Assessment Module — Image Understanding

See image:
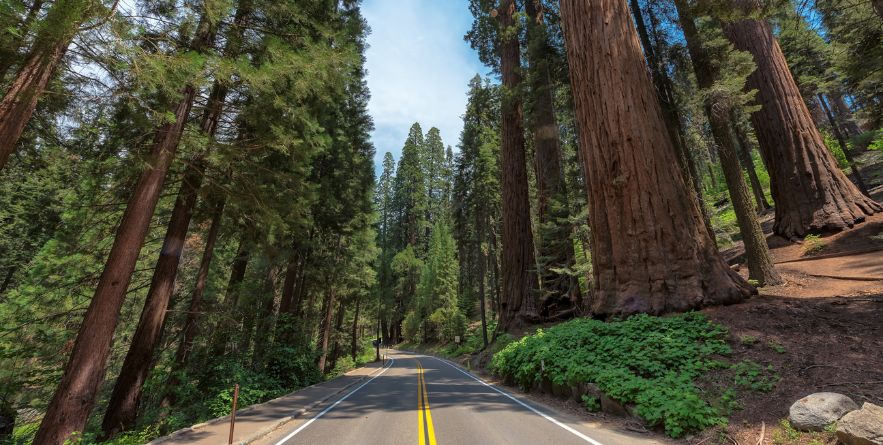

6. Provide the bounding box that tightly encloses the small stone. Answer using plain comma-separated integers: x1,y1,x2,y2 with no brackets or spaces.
836,403,883,445
789,392,859,431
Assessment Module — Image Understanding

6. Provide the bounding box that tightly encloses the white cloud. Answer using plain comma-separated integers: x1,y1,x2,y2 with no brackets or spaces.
362,0,487,172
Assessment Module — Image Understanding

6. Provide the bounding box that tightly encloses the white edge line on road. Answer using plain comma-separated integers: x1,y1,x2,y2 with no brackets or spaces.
273,358,396,445
429,356,605,445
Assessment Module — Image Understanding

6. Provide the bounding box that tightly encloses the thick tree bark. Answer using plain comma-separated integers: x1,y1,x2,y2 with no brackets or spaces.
0,0,91,170
819,94,870,195
100,73,233,438
328,299,346,370
34,86,199,445
732,120,772,211
722,5,881,238
99,159,204,439
278,242,303,315
160,197,225,409
105,97,225,433
559,0,755,316
675,0,781,286
628,0,714,238
34,11,219,440
497,0,539,331
524,0,582,316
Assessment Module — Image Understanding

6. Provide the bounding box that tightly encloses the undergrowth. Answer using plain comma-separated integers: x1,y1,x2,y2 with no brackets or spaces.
490,313,777,438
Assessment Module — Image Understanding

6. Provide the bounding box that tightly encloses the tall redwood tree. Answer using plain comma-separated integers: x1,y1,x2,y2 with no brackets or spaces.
559,0,754,315
497,0,539,330
32,15,218,445
100,2,250,434
523,0,581,315
0,0,102,170
722,1,881,238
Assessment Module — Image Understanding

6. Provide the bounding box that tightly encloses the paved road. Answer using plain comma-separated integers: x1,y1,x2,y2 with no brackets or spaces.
255,351,666,445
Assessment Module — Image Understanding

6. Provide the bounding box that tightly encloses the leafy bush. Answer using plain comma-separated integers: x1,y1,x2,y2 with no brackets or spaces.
491,313,733,437
402,311,423,342
428,307,467,343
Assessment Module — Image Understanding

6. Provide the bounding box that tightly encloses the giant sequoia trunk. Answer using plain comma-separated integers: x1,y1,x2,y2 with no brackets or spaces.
722,5,881,238
675,0,781,286
160,198,225,409
523,0,582,316
559,0,754,316
497,0,539,331
0,0,91,170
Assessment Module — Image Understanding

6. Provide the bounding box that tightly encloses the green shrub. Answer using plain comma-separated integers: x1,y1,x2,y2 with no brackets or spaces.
822,132,850,169
491,313,732,438
429,307,467,343
732,360,779,392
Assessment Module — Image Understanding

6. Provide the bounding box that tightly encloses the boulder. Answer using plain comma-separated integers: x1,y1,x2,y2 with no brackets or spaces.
836,403,883,445
789,392,858,431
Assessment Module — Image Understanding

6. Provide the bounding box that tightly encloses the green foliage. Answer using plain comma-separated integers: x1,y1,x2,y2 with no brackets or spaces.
767,341,786,354
581,395,600,412
822,131,850,169
490,313,759,437
739,335,758,346
732,360,780,392
428,307,467,343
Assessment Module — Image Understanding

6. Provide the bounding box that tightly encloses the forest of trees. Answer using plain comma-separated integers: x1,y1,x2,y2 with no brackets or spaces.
0,0,881,443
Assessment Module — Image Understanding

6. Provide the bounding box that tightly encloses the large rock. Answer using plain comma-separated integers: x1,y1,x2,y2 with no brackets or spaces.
836,403,883,445
789,392,859,431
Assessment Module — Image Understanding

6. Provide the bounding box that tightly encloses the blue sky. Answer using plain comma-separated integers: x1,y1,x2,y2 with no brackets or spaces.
362,0,487,173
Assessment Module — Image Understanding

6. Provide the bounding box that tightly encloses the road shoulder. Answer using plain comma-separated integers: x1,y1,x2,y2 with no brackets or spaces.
148,360,388,445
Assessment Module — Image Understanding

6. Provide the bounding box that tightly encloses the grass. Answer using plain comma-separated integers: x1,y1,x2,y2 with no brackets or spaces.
802,234,826,255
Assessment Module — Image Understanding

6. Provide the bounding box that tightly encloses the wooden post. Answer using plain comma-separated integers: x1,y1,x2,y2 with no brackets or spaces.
228,384,239,445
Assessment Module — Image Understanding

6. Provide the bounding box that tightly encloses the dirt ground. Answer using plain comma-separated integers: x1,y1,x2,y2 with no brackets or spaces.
698,193,883,444
501,202,883,445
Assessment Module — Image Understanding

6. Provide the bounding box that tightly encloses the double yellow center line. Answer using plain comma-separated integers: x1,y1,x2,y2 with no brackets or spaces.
416,360,437,445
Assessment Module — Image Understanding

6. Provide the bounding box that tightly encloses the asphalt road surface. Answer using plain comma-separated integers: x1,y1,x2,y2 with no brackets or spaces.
257,351,667,445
